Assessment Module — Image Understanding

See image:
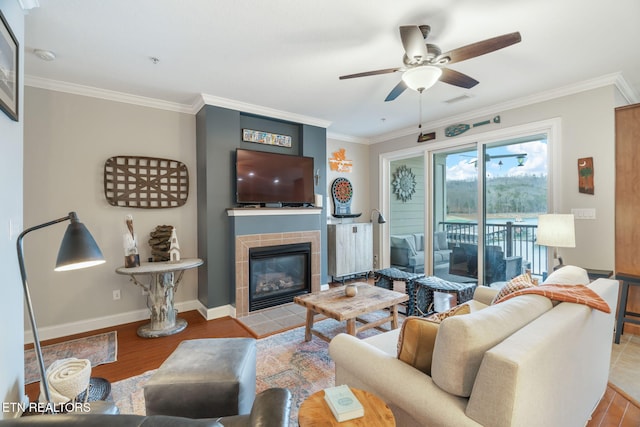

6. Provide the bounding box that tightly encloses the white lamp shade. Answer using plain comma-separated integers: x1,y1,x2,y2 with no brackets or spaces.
536,214,576,248
401,66,443,91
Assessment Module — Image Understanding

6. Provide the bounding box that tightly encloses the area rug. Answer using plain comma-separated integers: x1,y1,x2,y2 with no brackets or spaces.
111,312,399,425
25,331,118,385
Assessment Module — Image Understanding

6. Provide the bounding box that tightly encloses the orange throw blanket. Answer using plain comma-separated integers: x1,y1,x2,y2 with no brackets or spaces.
494,284,610,313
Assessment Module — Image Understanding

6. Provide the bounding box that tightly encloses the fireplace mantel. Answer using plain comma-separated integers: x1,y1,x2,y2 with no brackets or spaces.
227,208,322,217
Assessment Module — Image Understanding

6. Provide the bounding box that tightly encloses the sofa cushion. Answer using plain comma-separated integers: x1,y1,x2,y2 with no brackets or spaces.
413,233,425,251
491,273,536,304
431,294,553,397
434,231,448,252
408,251,425,267
390,235,418,256
542,265,589,285
397,305,470,376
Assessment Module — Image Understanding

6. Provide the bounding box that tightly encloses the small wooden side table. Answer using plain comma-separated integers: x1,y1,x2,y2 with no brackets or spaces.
116,258,203,338
614,272,640,344
298,387,395,426
585,268,614,281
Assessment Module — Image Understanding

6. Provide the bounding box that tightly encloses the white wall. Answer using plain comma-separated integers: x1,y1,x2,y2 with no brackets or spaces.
369,85,621,271
23,87,198,339
0,0,25,417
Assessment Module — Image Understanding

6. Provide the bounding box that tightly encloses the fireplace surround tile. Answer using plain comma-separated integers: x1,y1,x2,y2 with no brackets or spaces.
235,230,320,318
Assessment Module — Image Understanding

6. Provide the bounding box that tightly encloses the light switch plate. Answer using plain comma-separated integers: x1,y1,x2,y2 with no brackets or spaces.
571,208,596,219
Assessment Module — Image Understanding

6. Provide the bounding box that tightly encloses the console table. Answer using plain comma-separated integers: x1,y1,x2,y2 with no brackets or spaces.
116,258,203,338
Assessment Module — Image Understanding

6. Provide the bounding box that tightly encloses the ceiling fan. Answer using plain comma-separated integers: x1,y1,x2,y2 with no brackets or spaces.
339,25,522,102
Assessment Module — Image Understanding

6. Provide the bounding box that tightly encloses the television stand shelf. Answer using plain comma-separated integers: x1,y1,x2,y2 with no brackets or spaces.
226,208,322,217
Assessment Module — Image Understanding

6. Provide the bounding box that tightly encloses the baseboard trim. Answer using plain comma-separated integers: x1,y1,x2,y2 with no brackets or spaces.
25,300,202,343
196,302,236,320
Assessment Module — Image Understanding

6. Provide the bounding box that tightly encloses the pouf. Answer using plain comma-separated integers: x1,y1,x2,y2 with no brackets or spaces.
374,267,425,316
413,276,477,316
144,338,257,418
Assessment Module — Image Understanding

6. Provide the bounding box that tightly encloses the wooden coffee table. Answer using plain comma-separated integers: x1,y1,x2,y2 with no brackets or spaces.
294,283,408,342
298,387,395,426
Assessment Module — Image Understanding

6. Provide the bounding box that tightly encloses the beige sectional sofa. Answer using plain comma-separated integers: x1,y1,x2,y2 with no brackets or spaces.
329,267,618,427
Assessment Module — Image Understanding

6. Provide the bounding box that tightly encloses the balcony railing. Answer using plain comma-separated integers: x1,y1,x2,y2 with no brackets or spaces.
439,220,547,277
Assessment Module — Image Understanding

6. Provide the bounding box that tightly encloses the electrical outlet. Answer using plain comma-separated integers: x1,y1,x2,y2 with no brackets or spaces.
113,289,121,300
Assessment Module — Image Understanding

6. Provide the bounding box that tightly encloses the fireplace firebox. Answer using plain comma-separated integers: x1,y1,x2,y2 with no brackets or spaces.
248,242,311,311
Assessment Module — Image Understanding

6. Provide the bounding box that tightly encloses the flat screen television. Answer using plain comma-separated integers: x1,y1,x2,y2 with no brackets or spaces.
236,148,315,205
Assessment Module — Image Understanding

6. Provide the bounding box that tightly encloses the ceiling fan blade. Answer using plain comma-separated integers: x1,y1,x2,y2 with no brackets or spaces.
439,68,479,89
339,67,400,80
438,32,522,65
384,80,408,102
399,25,429,64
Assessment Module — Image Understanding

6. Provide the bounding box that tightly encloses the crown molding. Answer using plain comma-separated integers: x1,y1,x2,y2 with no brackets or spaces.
25,75,194,114
368,72,637,144
326,131,370,144
198,93,331,129
25,72,636,142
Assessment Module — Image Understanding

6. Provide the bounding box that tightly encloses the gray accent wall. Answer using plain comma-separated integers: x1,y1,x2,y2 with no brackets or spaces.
196,105,327,310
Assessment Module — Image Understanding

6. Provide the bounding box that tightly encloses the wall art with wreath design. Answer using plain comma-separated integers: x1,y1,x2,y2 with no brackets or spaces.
392,165,417,202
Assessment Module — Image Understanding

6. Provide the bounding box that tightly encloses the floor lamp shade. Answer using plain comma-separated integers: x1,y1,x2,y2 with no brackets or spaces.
55,214,105,271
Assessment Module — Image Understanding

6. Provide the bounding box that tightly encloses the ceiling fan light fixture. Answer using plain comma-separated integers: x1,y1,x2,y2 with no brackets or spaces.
402,66,442,92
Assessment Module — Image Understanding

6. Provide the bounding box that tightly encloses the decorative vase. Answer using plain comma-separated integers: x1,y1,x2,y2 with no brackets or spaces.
345,284,358,297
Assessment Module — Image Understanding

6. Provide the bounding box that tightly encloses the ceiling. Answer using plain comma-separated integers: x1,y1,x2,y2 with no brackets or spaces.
22,0,640,142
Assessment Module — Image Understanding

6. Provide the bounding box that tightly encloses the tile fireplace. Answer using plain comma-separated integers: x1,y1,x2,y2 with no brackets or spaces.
249,242,311,311
234,230,321,317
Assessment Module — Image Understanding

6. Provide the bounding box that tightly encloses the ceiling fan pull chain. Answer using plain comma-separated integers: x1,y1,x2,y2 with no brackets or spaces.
418,88,424,129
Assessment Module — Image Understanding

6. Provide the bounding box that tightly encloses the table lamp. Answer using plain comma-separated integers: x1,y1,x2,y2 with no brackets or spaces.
17,212,105,407
536,213,575,268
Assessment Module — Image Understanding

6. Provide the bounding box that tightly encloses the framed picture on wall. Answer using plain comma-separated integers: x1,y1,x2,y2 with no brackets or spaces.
0,10,19,122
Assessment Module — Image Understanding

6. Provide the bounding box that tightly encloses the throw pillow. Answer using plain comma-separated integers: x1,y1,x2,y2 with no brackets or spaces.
397,304,470,376
542,265,589,286
491,272,536,304
425,302,471,323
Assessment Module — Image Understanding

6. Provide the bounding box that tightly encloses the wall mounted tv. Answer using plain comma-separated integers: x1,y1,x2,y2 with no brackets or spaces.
236,148,315,206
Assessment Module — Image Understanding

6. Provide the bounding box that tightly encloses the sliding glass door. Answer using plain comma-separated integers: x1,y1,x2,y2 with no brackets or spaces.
433,146,479,283
430,135,548,286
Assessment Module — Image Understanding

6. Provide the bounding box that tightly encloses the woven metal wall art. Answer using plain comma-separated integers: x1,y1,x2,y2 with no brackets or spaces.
104,156,189,208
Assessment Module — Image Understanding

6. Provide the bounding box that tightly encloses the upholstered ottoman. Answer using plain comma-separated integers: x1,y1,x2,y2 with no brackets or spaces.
144,338,257,418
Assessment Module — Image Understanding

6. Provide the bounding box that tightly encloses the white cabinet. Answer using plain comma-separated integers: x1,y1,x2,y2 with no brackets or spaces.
328,223,373,280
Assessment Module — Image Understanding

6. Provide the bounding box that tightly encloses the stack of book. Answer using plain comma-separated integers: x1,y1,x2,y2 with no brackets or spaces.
323,385,364,422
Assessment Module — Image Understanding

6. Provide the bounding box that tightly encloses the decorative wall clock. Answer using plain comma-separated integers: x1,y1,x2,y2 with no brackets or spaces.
392,165,416,202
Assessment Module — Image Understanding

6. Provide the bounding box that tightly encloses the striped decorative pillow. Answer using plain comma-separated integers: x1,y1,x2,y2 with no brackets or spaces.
491,273,536,304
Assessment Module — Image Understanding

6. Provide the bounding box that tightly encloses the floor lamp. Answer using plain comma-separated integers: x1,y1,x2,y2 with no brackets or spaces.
536,213,576,269
17,212,105,406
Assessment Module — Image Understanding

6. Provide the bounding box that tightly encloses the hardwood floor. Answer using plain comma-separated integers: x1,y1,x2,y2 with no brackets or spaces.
25,310,640,426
